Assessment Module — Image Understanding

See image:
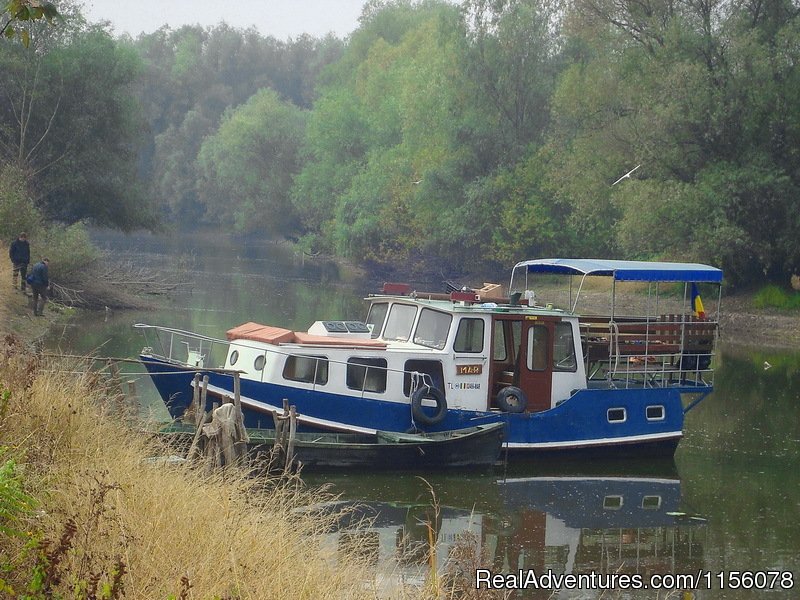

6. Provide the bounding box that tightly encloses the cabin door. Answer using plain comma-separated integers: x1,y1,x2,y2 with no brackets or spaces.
517,318,554,412
491,316,554,412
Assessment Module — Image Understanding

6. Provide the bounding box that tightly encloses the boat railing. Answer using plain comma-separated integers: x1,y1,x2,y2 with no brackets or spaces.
134,323,230,369
136,323,436,401
580,314,717,389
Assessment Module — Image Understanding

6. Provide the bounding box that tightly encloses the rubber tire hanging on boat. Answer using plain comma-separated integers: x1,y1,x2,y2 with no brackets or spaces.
496,386,527,413
410,386,447,427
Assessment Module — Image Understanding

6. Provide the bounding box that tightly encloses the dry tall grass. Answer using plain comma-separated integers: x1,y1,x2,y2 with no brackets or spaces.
0,253,484,600
0,346,399,599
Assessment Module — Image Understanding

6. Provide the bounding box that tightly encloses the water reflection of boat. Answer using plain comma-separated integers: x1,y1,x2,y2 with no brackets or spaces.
495,476,706,578
499,476,688,529
311,473,706,588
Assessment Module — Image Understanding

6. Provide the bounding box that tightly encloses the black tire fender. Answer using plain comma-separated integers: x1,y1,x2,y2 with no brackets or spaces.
496,386,527,413
410,386,447,427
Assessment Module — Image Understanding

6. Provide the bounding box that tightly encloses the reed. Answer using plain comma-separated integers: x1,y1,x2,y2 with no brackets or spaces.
0,346,398,599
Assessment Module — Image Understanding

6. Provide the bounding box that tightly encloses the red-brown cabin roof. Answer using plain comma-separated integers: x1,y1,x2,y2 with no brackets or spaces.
226,322,387,348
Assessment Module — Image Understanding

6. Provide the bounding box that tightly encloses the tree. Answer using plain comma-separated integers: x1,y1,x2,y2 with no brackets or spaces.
294,1,472,267
152,110,212,222
546,0,800,284
133,24,344,222
196,88,307,234
0,9,153,229
1,0,58,47
458,0,562,157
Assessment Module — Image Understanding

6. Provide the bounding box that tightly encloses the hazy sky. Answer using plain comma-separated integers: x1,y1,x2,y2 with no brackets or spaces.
82,0,370,39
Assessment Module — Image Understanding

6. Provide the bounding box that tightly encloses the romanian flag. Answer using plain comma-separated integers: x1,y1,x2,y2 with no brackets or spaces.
691,283,706,319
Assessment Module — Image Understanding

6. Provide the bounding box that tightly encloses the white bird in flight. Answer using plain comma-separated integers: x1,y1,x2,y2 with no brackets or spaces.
612,164,641,186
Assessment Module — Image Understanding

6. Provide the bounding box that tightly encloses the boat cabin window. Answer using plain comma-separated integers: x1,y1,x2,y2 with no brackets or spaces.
347,358,388,393
403,360,445,397
493,323,507,361
413,308,452,350
493,320,521,363
254,355,266,371
383,304,417,342
454,318,484,353
366,302,389,338
527,325,548,371
283,354,328,385
553,322,577,372
228,350,239,366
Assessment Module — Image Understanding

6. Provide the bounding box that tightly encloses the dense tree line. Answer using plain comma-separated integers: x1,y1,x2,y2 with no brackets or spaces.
2,0,799,287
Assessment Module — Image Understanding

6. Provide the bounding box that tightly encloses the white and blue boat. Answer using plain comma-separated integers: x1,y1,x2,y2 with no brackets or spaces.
138,258,722,458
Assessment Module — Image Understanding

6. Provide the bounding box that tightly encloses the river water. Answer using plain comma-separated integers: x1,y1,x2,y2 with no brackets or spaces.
47,230,799,598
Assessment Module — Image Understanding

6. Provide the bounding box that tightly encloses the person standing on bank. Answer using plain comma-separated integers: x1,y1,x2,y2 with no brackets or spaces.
9,232,30,292
28,257,50,316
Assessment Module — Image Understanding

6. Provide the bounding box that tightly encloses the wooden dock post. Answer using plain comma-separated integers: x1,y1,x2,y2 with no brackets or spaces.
193,403,249,472
285,405,297,472
185,373,201,424
125,379,139,420
223,393,249,460
198,375,209,427
126,379,137,402
233,371,242,411
272,408,285,468
187,410,210,461
106,359,124,399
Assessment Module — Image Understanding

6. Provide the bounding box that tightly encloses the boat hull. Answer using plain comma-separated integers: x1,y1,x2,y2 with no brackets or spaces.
158,423,504,470
142,355,692,458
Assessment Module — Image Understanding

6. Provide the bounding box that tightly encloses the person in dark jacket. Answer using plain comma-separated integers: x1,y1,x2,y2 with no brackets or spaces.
28,257,49,316
9,232,30,292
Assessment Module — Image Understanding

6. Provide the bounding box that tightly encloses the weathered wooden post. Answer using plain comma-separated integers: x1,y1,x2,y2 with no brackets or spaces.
126,379,137,401
233,371,242,411
125,379,139,420
187,411,210,461
271,407,287,471
285,405,297,472
198,375,209,427
185,373,201,424
223,394,249,461
106,359,124,399
197,402,251,473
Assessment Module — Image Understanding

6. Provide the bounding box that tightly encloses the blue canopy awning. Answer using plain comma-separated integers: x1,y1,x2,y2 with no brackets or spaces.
514,258,723,283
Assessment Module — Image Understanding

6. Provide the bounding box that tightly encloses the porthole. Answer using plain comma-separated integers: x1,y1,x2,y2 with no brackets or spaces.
229,350,239,366
646,405,665,421
607,407,626,423
254,355,266,371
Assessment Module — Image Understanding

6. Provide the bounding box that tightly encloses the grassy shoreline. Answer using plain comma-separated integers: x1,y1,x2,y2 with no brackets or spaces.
0,262,420,599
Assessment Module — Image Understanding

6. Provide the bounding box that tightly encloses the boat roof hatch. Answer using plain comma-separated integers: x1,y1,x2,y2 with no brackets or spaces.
514,258,723,283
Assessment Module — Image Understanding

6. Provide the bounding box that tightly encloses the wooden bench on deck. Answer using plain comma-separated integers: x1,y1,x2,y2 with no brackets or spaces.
580,314,717,372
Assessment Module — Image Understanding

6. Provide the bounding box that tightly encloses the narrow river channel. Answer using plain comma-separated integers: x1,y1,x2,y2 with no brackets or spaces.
47,229,799,598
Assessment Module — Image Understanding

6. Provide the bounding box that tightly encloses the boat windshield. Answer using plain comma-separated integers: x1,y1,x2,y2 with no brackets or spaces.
383,304,417,342
366,302,389,338
413,308,452,350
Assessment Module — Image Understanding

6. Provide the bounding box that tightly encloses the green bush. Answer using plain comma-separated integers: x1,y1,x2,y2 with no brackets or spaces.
36,222,99,281
0,447,35,538
1,163,100,282
752,285,800,310
0,164,43,243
